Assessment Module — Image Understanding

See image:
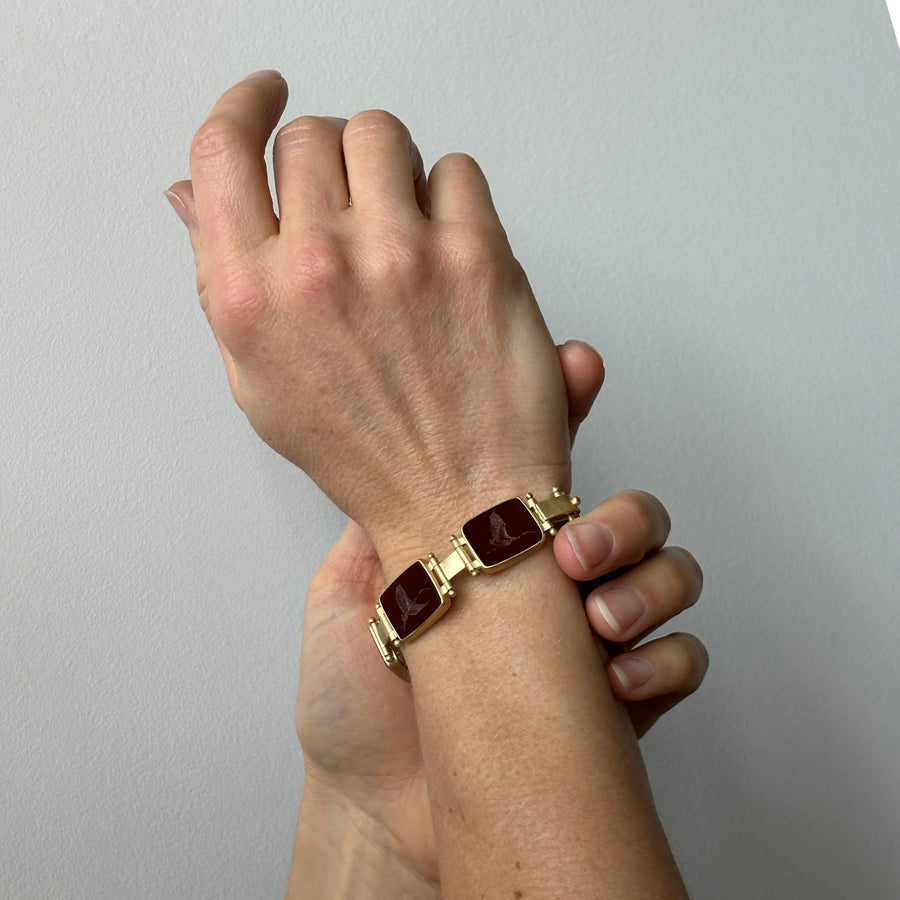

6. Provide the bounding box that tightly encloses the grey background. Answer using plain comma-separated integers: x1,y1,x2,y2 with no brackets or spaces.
2,1,898,897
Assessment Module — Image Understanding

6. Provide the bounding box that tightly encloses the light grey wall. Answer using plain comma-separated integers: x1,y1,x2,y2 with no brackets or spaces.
2,1,898,897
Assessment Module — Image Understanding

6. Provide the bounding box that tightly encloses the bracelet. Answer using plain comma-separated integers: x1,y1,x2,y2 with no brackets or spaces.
368,488,581,680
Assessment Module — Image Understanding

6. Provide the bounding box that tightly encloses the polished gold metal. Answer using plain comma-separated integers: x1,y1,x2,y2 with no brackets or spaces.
368,616,409,680
369,488,581,680
527,486,583,535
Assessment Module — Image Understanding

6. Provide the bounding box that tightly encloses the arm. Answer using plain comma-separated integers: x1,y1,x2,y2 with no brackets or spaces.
172,71,692,897
288,781,439,899
400,546,685,898
275,491,706,898
269,372,706,897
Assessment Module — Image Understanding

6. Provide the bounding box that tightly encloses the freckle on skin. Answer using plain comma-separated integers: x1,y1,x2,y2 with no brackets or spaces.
515,861,521,870
514,891,523,899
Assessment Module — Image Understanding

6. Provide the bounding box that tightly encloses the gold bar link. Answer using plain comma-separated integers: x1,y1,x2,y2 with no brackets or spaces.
526,488,582,535
368,612,410,681
447,535,480,577
425,553,455,598
426,543,478,599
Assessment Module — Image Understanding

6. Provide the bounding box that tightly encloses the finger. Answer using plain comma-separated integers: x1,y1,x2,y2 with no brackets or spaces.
189,70,288,258
273,116,350,223
585,546,703,643
166,181,242,403
341,110,423,217
273,116,430,221
606,632,709,739
166,181,210,302
556,340,605,445
165,180,204,294
410,139,430,218
554,490,671,580
427,152,503,229
165,181,198,231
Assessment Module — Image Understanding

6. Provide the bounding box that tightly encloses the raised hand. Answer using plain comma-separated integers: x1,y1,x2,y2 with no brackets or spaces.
168,70,573,575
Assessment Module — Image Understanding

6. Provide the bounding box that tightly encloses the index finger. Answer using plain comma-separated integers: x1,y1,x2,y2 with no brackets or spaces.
554,490,672,581
189,71,288,258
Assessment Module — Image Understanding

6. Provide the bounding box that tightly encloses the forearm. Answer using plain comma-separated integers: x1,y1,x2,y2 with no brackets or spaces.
287,781,440,899
401,546,687,899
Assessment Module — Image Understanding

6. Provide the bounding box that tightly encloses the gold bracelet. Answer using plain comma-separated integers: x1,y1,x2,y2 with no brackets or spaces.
368,488,581,680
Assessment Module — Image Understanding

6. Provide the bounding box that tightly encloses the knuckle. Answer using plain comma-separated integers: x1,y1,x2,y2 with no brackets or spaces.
434,152,490,192
347,108,404,134
434,229,517,309
283,237,351,303
671,632,710,687
441,221,509,268
654,548,700,606
667,547,704,599
190,116,243,166
275,116,328,150
210,268,270,341
362,231,428,294
621,489,671,541
620,489,659,538
435,151,481,176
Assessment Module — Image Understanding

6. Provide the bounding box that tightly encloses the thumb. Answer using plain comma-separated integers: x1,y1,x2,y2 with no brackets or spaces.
557,340,605,446
306,519,384,611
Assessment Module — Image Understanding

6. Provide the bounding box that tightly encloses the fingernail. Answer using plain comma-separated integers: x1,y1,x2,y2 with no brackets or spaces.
246,69,284,80
164,190,191,228
563,522,614,572
593,587,644,635
610,657,654,692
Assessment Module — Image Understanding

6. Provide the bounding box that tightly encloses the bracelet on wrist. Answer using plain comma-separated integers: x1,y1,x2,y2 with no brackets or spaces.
368,488,581,680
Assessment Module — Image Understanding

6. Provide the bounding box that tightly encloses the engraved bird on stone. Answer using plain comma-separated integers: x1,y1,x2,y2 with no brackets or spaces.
396,584,429,630
489,510,518,547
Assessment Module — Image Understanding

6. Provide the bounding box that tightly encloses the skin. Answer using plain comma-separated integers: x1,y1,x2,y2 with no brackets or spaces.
286,491,707,893
173,73,572,568
168,71,709,898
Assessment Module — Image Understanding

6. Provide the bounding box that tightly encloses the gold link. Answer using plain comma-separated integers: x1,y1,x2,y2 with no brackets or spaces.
368,615,410,681
529,488,581,535
447,535,480,577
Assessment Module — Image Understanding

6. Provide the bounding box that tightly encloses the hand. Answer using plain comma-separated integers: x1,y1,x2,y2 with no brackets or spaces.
295,496,706,884
555,489,709,739
294,383,706,887
169,71,572,569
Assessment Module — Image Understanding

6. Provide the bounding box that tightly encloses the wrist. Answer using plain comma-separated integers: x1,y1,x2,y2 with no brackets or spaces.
368,484,580,681
400,540,591,674
370,466,572,579
288,779,439,899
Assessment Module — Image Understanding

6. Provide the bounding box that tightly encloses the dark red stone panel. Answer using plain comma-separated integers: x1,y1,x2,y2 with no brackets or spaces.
462,497,543,568
381,561,443,640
